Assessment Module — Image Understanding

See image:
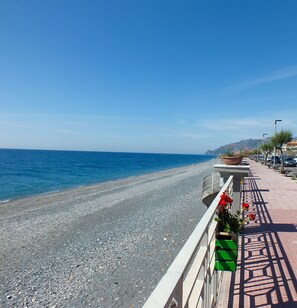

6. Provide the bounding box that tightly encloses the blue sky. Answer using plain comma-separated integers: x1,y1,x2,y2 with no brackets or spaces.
1,0,297,154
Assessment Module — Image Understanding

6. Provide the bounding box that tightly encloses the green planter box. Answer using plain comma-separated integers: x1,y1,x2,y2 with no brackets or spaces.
215,260,237,272
216,239,238,250
216,248,237,261
215,234,238,272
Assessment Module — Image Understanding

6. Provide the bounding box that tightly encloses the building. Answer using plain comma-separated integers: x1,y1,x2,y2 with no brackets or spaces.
283,140,297,157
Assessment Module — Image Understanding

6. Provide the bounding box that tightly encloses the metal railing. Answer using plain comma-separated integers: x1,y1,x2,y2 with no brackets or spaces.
143,176,233,308
201,172,221,201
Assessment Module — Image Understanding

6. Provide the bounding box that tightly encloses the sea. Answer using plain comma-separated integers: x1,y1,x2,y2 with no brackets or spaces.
0,149,215,202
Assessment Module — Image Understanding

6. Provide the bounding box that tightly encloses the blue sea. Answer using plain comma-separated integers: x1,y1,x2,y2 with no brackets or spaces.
0,149,215,202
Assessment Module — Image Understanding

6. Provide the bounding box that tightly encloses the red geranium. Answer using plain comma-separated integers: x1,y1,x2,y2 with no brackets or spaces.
242,203,249,210
248,213,256,221
218,192,233,210
220,192,233,204
215,191,256,233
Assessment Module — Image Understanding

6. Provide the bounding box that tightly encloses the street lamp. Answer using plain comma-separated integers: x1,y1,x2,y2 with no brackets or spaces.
257,139,262,160
262,133,267,145
273,120,282,167
261,133,268,162
275,120,282,134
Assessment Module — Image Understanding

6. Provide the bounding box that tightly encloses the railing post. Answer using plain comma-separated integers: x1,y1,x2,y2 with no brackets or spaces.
214,164,249,214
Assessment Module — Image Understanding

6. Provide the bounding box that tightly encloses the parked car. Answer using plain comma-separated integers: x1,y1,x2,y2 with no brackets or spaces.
267,156,281,164
283,158,297,167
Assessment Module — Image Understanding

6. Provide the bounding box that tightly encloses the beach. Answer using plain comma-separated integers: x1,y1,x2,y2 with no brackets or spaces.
0,159,218,308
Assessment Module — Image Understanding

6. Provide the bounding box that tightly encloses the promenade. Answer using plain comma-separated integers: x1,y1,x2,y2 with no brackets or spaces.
218,158,297,307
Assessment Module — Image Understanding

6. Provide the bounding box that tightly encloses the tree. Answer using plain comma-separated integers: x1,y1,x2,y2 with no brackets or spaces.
260,142,274,165
271,130,293,171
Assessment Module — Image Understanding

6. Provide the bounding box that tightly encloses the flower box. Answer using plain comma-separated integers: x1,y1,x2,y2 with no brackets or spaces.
215,232,238,272
214,192,256,272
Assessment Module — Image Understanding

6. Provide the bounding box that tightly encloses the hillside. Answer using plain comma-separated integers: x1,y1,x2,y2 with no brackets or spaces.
205,139,262,155
206,136,297,155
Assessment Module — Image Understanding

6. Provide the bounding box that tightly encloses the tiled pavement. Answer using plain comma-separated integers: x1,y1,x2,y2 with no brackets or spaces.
217,158,297,307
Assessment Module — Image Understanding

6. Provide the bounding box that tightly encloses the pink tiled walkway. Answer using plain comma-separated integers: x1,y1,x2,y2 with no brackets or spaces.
218,159,297,307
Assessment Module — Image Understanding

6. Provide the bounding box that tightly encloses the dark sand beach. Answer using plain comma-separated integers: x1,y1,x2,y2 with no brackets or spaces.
0,159,218,307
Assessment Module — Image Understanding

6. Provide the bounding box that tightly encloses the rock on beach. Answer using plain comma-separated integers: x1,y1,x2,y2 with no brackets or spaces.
0,159,218,308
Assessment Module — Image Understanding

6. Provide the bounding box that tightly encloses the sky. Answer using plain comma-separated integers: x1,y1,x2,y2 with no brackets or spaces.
1,0,297,154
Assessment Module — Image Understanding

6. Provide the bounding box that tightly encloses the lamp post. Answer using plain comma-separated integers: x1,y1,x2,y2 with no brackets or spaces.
263,133,267,144
273,120,282,167
257,139,262,161
262,133,267,163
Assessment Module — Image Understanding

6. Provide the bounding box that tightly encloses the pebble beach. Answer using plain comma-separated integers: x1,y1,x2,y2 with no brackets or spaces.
0,159,218,308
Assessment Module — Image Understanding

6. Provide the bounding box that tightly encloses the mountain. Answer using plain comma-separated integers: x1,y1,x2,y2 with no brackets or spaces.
205,139,262,155
205,136,297,155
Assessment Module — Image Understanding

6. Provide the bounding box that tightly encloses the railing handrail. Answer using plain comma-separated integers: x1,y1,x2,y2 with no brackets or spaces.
143,175,234,308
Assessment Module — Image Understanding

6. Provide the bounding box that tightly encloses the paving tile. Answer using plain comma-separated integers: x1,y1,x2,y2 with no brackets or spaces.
217,159,297,307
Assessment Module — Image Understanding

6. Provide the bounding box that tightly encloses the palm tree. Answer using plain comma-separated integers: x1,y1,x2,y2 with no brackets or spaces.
271,130,293,171
260,142,274,165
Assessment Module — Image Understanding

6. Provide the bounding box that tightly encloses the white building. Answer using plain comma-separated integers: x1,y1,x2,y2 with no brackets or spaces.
282,141,297,157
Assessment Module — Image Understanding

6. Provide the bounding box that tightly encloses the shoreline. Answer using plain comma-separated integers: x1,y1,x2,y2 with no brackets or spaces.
1,158,217,205
1,158,219,308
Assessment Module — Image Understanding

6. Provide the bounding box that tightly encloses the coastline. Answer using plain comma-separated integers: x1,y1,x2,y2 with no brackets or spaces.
0,149,215,203
1,157,217,204
0,158,219,307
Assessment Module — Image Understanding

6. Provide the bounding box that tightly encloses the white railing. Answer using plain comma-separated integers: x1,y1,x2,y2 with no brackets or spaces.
143,176,233,308
201,172,221,201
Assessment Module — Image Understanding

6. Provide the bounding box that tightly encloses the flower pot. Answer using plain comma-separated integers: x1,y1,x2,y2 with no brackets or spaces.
215,232,238,272
221,156,243,165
